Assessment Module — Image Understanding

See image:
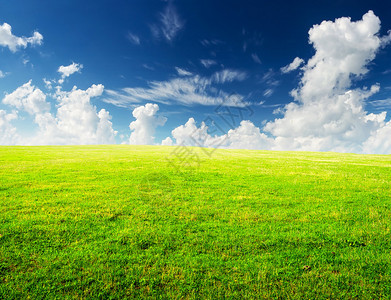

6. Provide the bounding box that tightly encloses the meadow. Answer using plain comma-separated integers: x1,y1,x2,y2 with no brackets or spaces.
0,145,390,299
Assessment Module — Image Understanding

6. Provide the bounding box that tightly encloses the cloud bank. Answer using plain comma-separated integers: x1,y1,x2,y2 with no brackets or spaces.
163,11,391,154
1,81,117,145
2,12,391,154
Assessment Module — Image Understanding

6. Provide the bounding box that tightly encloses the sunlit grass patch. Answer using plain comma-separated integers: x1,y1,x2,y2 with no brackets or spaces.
0,145,390,299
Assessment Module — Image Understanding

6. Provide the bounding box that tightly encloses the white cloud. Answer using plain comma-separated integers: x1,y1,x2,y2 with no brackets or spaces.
175,67,192,76
58,62,83,84
298,11,381,102
263,89,273,98
265,10,391,153
281,57,304,73
251,53,262,64
0,110,18,145
43,78,53,90
96,109,117,144
171,117,215,147
380,29,391,46
161,136,173,146
200,59,217,68
50,84,117,144
362,120,391,154
167,118,270,150
1,81,117,145
142,64,155,71
151,2,184,42
0,22,43,52
129,103,166,145
212,69,247,83
0,70,6,78
160,2,184,41
105,69,248,107
223,121,271,149
127,32,140,45
3,80,50,115
261,69,280,89
367,98,391,110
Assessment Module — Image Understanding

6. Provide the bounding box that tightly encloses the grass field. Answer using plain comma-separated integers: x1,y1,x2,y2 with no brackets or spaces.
0,145,391,299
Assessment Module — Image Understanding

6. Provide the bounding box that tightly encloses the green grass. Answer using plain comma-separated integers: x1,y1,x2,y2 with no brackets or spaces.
1,145,391,299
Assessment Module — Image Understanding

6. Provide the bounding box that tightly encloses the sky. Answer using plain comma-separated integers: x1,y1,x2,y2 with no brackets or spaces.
1,0,391,154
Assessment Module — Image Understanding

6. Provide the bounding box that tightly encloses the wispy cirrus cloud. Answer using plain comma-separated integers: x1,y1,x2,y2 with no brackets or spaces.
175,67,192,76
242,29,263,53
212,69,247,83
127,32,140,45
142,64,155,71
260,69,280,98
200,39,224,47
104,69,248,107
263,89,274,97
200,59,217,68
151,2,184,42
251,53,262,64
367,98,391,110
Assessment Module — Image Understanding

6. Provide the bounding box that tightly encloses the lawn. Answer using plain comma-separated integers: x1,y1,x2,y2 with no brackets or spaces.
0,145,390,299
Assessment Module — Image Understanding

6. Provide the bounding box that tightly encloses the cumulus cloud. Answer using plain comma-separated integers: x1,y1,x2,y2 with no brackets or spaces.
0,71,6,78
0,110,18,145
3,80,50,115
161,136,173,146
362,120,391,154
1,81,117,145
58,62,83,84
264,10,390,153
43,78,53,90
105,69,248,107
171,117,216,147
223,121,271,149
166,118,270,150
0,22,43,52
281,57,304,73
129,103,167,145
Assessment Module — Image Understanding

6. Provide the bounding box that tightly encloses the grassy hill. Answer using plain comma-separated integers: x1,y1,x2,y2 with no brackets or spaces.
1,145,390,299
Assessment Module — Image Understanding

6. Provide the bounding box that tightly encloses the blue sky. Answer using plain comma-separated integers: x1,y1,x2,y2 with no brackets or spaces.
1,0,391,153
